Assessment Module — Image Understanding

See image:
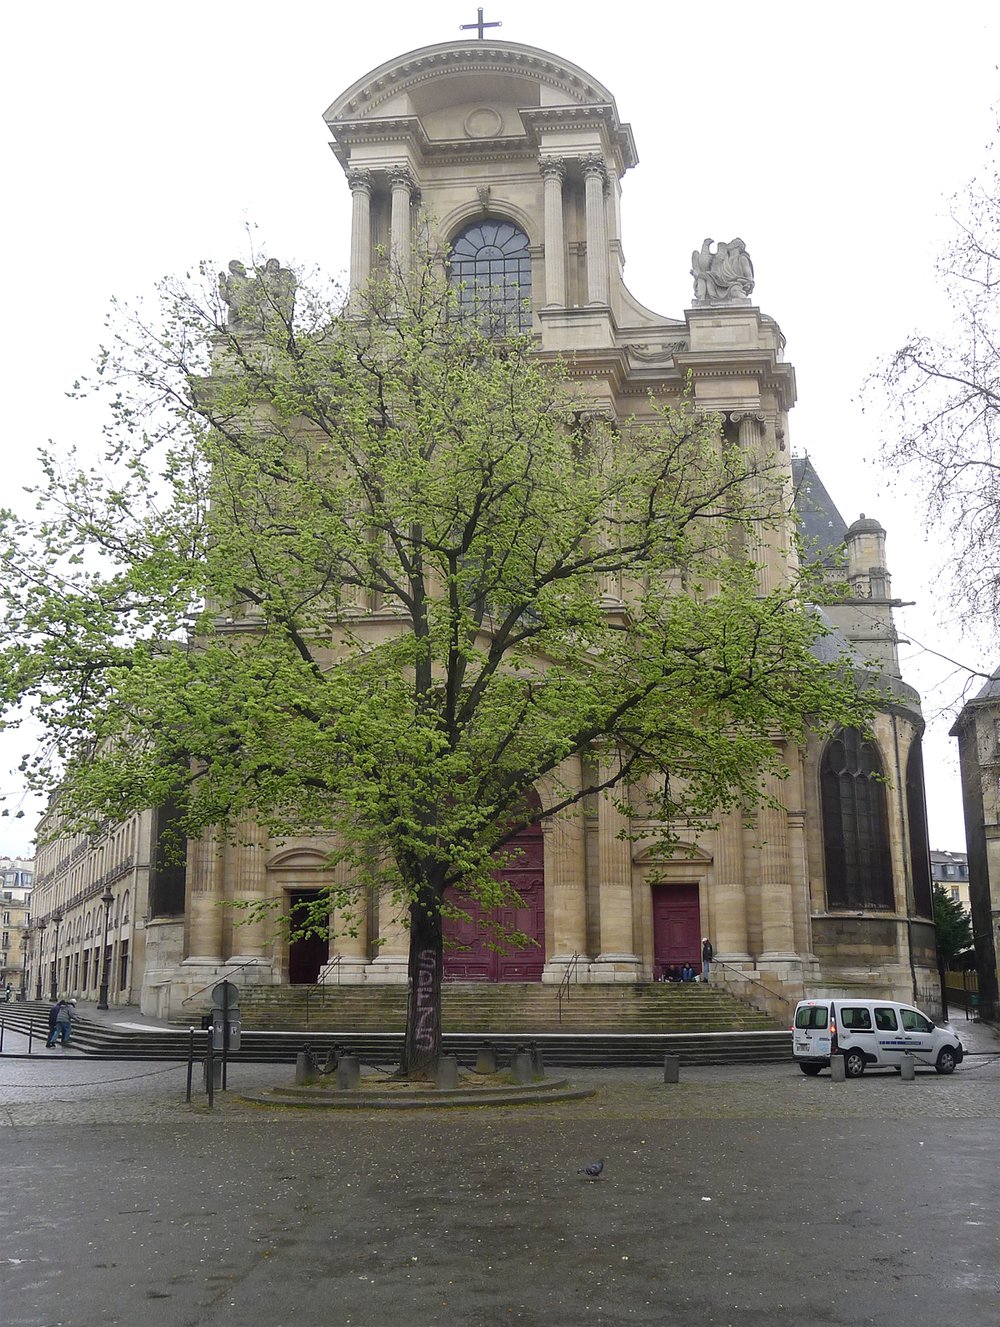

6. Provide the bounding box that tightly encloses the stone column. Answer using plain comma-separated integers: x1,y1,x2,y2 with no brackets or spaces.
328,853,369,981
365,873,409,984
595,755,639,977
347,168,373,313
542,756,589,980
540,157,567,308
228,821,271,965
711,808,751,963
184,828,224,963
758,772,798,962
389,166,415,278
581,155,610,307
734,411,778,595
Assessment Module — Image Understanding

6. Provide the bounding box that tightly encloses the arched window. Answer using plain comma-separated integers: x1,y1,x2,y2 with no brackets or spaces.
450,219,532,333
821,727,894,910
905,737,933,917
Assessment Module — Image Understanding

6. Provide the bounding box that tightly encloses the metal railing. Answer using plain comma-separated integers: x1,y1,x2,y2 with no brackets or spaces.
556,953,581,1025
712,959,795,1018
180,957,265,1007
305,954,343,1027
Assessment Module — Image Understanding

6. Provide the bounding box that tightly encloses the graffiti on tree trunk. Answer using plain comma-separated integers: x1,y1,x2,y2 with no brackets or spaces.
414,947,438,1050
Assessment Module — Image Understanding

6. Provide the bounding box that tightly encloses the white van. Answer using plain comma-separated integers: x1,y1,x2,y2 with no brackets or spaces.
793,998,964,1077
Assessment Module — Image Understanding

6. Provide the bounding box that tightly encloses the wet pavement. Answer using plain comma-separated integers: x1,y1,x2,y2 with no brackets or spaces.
0,1016,997,1325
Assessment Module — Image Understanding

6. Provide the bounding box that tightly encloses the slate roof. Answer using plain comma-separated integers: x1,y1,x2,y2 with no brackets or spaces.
791,455,849,563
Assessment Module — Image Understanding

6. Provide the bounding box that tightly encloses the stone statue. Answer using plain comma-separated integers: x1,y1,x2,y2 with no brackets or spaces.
219,259,258,326
690,238,755,303
219,258,296,329
259,257,296,323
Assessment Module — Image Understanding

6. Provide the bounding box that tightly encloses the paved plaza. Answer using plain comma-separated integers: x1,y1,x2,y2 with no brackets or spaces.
0,1017,998,1326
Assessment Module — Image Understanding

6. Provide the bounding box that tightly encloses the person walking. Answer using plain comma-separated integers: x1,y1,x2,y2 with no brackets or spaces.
46,999,77,1047
702,937,714,980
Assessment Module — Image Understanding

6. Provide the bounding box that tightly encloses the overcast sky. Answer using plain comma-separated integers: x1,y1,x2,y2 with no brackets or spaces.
1,0,998,856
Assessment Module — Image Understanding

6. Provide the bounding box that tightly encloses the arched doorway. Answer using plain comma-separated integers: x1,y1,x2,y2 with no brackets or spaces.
287,889,330,985
651,883,701,980
442,817,545,981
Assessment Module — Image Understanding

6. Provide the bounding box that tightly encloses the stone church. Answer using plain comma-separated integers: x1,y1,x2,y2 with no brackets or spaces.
27,35,939,1021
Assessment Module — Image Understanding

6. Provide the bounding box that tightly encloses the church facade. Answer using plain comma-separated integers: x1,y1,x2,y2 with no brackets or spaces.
26,37,940,1021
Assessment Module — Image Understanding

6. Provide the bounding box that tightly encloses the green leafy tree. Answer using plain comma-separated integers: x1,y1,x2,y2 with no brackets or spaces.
933,882,973,966
0,259,872,1077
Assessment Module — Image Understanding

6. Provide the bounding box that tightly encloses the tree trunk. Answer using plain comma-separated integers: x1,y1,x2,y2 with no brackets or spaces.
400,886,444,1079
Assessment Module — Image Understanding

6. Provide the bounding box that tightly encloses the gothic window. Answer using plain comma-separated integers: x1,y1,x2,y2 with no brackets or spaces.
821,727,894,910
450,219,532,333
905,736,933,917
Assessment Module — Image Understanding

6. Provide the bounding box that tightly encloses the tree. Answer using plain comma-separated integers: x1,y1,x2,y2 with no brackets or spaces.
933,882,972,966
0,258,871,1077
876,117,1000,630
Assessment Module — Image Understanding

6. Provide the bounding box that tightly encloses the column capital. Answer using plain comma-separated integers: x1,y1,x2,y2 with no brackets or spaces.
539,156,567,182
388,165,416,194
580,154,608,185
347,168,373,195
729,409,766,426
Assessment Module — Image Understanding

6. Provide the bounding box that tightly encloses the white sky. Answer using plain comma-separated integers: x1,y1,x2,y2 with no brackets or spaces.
1,0,998,855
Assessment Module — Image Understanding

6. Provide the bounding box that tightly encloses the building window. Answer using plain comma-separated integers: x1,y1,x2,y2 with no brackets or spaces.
450,219,532,333
905,737,933,917
821,727,895,910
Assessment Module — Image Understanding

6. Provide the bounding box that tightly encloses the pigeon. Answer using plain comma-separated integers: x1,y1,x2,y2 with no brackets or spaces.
578,1159,605,1179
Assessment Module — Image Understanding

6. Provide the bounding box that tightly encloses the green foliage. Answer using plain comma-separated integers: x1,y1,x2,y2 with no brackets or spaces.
0,260,873,942
933,882,973,964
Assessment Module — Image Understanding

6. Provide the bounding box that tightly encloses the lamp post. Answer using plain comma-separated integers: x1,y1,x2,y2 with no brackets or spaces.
49,912,63,1002
97,888,115,1011
19,932,28,1000
35,921,46,1000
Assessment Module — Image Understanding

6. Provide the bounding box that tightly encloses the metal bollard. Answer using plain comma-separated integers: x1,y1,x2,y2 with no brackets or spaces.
335,1054,361,1090
510,1047,532,1084
295,1050,320,1085
435,1054,459,1089
663,1054,680,1084
900,1053,915,1081
475,1044,498,1075
529,1041,545,1079
830,1055,846,1082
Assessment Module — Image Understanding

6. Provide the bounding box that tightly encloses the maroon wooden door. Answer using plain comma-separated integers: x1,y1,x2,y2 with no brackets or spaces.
651,884,701,978
287,890,329,985
443,822,545,981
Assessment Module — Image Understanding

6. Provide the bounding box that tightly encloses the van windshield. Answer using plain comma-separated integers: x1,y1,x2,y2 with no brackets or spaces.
795,1005,829,1030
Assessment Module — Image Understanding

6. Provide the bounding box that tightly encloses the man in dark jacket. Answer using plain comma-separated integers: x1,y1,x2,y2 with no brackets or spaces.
46,999,76,1047
702,938,714,980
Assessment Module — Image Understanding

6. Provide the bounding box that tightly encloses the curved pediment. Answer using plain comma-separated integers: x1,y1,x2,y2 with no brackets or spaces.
266,846,335,872
633,840,713,866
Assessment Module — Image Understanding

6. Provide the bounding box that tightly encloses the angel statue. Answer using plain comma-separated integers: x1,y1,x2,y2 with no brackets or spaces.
691,238,755,303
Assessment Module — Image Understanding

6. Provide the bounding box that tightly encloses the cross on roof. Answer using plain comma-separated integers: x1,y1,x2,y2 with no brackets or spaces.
460,7,501,39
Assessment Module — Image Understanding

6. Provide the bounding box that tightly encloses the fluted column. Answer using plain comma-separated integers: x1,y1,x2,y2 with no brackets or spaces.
711,808,751,963
229,820,270,963
758,772,797,960
540,157,567,308
365,869,409,984
734,411,779,595
596,755,639,975
582,155,610,307
347,168,373,313
184,828,224,963
389,166,415,277
330,853,369,978
542,756,589,978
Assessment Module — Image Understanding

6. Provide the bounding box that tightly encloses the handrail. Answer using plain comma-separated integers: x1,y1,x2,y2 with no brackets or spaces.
180,957,264,1007
556,953,581,1025
305,954,343,1027
713,958,795,1015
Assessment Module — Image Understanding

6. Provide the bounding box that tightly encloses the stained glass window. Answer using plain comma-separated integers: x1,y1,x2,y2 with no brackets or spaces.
450,219,532,333
821,727,895,910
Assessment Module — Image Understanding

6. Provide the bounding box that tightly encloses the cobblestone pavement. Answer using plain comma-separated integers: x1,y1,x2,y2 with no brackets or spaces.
1,1021,998,1327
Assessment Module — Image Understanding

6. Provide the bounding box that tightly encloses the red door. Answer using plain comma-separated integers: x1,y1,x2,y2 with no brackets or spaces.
287,890,330,985
651,884,701,979
443,822,545,981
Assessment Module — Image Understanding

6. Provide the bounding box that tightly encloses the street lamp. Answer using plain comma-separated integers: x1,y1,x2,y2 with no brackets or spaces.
97,888,115,1011
35,921,46,1000
19,932,28,1000
49,912,63,1003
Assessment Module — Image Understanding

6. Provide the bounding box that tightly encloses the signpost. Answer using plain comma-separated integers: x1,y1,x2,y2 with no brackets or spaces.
210,981,242,1090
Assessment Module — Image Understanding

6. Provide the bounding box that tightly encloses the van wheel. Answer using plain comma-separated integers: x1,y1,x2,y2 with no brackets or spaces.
935,1047,957,1075
799,1063,822,1076
843,1049,866,1078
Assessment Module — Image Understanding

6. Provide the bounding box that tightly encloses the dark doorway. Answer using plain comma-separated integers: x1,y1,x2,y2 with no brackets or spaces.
287,890,330,985
651,883,701,978
443,819,545,981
